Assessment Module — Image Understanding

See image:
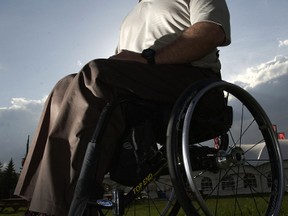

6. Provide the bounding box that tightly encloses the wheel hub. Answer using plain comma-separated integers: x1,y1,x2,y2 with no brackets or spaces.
230,147,245,165
217,147,245,169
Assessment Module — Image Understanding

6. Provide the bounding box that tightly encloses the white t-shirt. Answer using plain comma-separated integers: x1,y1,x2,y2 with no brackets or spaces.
117,0,231,72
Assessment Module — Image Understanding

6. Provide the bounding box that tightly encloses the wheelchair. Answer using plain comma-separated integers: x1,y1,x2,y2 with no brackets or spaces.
68,79,285,216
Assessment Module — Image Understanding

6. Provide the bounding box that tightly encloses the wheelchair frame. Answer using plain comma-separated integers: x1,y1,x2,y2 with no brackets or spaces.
68,80,285,216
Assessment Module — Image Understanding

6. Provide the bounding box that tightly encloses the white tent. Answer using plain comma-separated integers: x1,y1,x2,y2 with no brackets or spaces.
103,140,288,197
196,139,288,195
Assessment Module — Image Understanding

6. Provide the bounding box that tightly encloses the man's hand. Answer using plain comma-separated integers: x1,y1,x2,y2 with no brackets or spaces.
109,50,147,64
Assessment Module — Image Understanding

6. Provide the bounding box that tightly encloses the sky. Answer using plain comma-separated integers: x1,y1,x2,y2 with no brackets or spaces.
0,0,288,172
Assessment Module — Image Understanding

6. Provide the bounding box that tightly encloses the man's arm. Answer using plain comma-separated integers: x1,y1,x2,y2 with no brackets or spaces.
155,22,226,64
109,22,226,64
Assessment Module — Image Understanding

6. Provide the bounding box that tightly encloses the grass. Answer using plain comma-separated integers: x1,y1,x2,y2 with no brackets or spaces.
1,195,287,216
0,207,27,216
201,195,288,216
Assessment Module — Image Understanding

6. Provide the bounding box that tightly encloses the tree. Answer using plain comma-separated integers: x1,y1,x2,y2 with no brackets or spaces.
0,158,19,199
0,161,3,199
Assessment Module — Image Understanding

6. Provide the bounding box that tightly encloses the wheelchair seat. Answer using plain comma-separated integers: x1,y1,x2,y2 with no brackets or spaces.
109,89,233,186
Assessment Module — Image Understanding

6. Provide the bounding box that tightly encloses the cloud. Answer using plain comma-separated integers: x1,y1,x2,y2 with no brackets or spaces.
229,55,288,135
230,55,288,89
279,39,288,47
0,97,46,172
248,73,288,134
0,97,46,111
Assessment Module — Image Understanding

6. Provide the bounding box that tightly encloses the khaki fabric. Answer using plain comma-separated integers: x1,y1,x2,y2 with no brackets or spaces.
15,59,220,215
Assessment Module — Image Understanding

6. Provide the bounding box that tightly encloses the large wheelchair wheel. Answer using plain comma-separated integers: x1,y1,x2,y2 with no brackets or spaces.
167,80,285,215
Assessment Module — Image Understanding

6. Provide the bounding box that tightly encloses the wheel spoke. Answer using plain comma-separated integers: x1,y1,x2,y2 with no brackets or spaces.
167,80,284,216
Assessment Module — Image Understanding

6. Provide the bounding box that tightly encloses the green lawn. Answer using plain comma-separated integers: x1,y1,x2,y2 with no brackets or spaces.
201,195,288,216
0,207,27,216
1,195,287,216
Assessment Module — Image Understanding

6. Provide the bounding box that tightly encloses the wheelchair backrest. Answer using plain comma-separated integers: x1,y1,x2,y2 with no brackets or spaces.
189,89,233,143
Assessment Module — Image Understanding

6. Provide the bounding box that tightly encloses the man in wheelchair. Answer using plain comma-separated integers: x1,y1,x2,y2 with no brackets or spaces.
15,0,231,215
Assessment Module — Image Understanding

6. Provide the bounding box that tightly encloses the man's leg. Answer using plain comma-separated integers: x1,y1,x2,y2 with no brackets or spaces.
19,61,128,215
15,59,220,215
15,74,77,200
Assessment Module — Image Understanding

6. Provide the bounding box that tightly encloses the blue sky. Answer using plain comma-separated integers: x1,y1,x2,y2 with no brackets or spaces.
1,0,288,171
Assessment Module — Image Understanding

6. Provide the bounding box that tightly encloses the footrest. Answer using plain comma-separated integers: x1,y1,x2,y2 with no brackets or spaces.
92,199,114,209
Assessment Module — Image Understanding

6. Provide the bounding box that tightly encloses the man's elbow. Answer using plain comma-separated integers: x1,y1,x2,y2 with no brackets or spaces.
192,22,227,48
